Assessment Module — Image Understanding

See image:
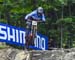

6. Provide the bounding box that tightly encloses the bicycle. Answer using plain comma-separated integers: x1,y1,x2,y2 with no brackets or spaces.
25,19,44,50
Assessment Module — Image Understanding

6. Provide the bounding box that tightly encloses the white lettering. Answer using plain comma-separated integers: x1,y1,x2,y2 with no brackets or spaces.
16,30,19,43
20,31,25,44
41,38,45,50
35,35,40,48
7,27,15,42
0,25,7,40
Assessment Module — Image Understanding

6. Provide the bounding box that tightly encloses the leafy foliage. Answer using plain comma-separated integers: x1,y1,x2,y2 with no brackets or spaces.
0,0,75,48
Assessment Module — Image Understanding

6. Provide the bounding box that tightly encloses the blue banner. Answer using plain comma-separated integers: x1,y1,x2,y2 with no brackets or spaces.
0,23,48,50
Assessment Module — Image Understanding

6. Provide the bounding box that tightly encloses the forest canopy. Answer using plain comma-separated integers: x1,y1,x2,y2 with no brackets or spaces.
0,0,75,48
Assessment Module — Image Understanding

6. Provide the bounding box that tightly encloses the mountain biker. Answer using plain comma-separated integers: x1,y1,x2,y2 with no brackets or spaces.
25,7,46,35
25,7,46,49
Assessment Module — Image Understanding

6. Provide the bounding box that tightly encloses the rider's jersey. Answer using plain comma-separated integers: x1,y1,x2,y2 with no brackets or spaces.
25,10,46,22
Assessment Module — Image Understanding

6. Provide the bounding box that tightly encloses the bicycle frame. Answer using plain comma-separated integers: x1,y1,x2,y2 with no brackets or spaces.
31,21,37,37
25,20,43,50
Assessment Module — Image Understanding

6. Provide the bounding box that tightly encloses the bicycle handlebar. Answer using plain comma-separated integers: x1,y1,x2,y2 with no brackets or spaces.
27,19,45,23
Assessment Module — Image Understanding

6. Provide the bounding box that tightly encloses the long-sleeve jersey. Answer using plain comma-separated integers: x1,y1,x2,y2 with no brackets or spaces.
25,10,46,22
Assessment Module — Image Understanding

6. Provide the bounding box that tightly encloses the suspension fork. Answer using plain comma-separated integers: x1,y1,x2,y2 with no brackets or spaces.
31,24,37,39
